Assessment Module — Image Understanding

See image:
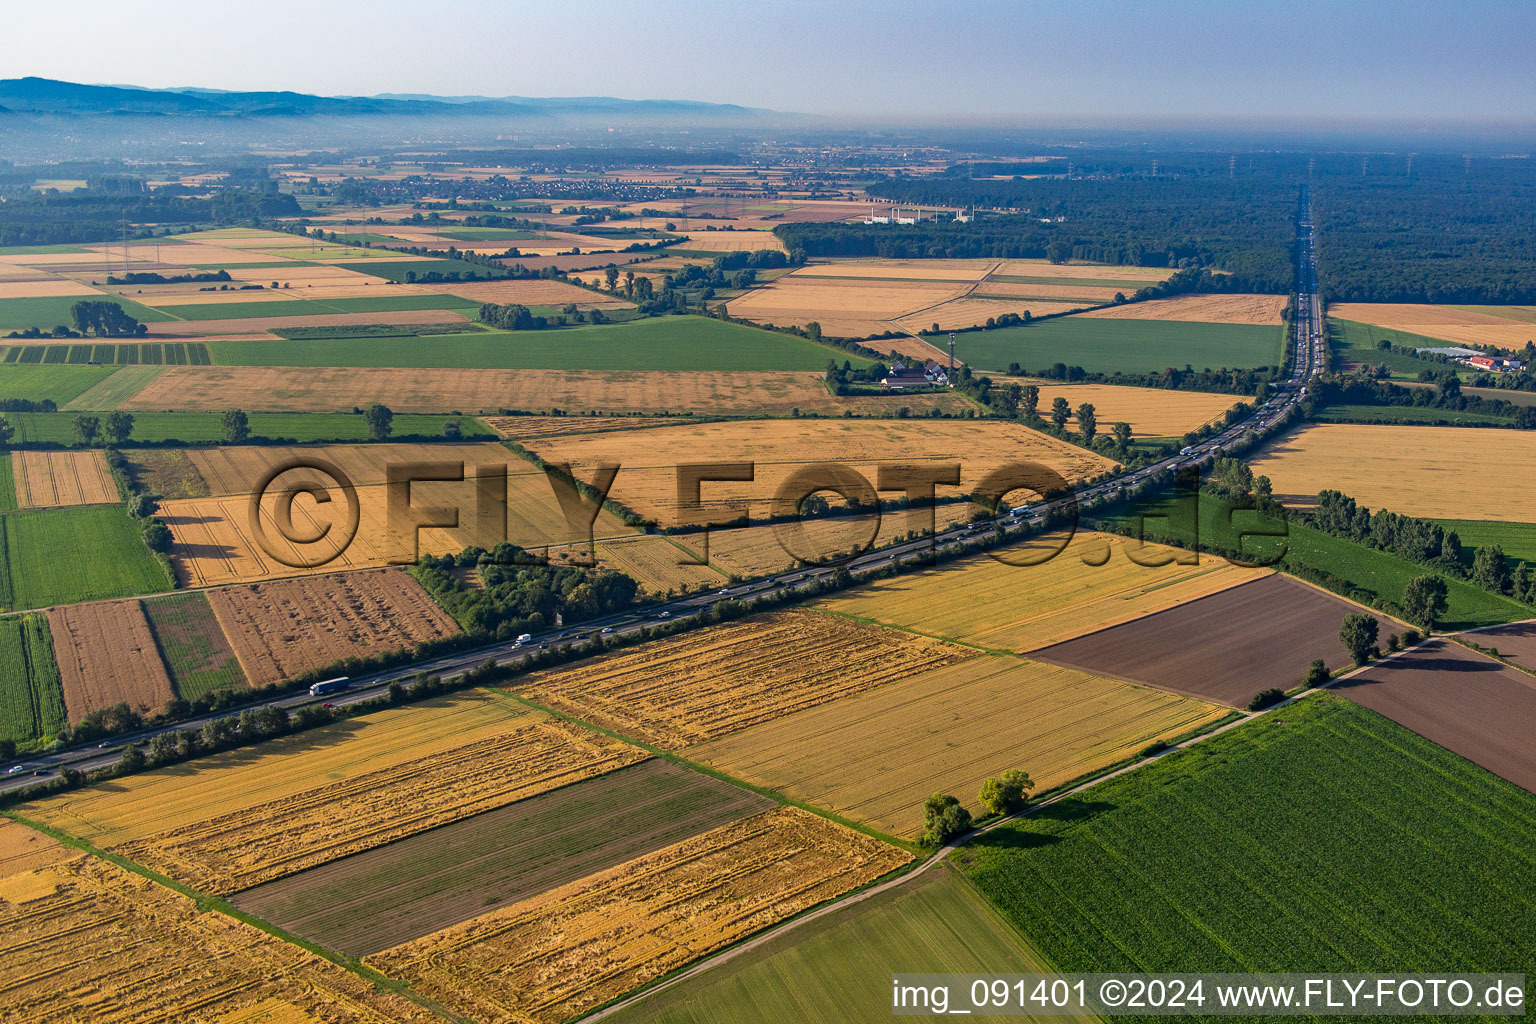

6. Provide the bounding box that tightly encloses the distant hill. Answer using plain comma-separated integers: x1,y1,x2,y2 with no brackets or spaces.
0,78,772,120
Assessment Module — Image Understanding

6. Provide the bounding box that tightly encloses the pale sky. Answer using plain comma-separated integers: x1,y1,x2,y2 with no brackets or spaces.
3,0,1533,122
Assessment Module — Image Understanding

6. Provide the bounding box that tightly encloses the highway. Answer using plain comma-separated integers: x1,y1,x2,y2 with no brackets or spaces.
2,194,1326,792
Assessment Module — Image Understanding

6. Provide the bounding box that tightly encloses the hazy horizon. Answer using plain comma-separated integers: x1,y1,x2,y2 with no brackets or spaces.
3,0,1532,125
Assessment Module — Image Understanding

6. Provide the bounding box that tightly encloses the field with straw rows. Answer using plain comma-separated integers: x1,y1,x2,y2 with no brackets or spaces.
595,535,728,593
1079,292,1288,325
1329,303,1536,351
956,696,1536,976
675,510,945,578
0,818,71,877
815,531,1270,652
0,614,66,745
10,450,118,508
46,600,175,723
24,692,644,894
1020,382,1240,438
141,592,246,699
526,418,1113,527
603,868,1084,1024
233,760,774,955
368,808,910,1024
205,569,460,687
516,610,973,747
1247,423,1536,521
690,656,1227,838
0,850,441,1024
118,365,973,416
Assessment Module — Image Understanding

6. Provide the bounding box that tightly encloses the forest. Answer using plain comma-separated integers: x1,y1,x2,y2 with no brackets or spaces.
0,188,302,246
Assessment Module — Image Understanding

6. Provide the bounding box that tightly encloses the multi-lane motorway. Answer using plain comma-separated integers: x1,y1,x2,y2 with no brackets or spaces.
2,196,1327,791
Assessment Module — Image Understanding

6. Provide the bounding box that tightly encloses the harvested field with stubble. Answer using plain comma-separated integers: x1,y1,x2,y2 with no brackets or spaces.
1022,382,1240,437
527,418,1113,527
24,690,646,894
1247,423,1536,521
484,413,694,440
234,760,774,955
689,656,1227,838
1337,638,1536,795
517,610,974,746
435,278,635,307
1034,575,1401,706
595,534,728,593
206,569,460,686
0,853,443,1024
1080,293,1288,324
11,450,118,507
46,600,174,722
815,532,1270,653
368,807,911,1024
118,365,972,416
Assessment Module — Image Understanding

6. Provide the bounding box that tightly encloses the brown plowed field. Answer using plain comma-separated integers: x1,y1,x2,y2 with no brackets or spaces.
525,418,1114,528
1336,638,1536,794
1034,575,1400,706
119,366,973,416
690,656,1226,837
0,854,442,1024
11,450,118,508
516,609,974,747
205,568,460,686
1079,293,1288,325
233,760,773,955
368,807,910,1024
1459,620,1536,670
47,600,175,722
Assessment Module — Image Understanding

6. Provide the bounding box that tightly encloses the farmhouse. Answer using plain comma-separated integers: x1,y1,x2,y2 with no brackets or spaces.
880,360,950,389
1461,354,1524,372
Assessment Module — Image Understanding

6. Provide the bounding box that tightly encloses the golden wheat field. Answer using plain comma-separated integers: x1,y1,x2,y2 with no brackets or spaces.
1329,303,1536,351
593,534,728,593
368,808,910,1024
117,366,973,416
11,450,119,508
814,531,1271,652
1246,423,1536,521
20,690,646,893
1019,382,1240,437
483,414,694,440
1079,293,1288,325
516,610,974,747
0,852,441,1024
525,418,1114,527
689,656,1228,837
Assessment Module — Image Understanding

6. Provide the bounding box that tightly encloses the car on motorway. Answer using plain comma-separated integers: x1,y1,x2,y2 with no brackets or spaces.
515,632,533,644
6,765,26,775
718,588,730,595
32,769,49,777
655,610,671,619
1180,446,1196,455
601,626,614,634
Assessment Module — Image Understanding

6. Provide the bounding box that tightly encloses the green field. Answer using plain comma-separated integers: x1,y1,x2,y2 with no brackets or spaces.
208,315,861,371
0,364,116,405
953,316,1286,375
959,696,1536,975
1435,519,1536,572
0,244,88,255
0,295,175,333
151,293,478,321
1310,403,1515,427
0,614,67,746
142,592,246,700
605,869,1072,1024
62,367,167,409
2,343,210,368
1099,489,1528,630
1329,319,1469,379
432,227,539,241
1,412,492,445
1448,305,1536,326
0,505,172,610
0,456,14,514
335,259,509,282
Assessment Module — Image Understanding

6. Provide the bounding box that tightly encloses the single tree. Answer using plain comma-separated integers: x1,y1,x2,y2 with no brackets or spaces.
1248,688,1286,711
978,769,1033,816
442,418,463,440
220,408,250,444
1050,396,1071,431
104,410,134,445
1401,574,1449,629
1076,402,1097,444
604,266,619,290
72,414,101,446
1020,384,1040,418
364,403,394,440
1304,659,1330,688
1471,545,1511,594
920,793,973,847
1112,421,1133,450
117,744,146,773
0,415,13,449
996,382,1022,417
1339,612,1379,666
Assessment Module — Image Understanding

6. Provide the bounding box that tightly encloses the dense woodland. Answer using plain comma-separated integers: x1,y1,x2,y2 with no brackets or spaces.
778,177,1295,292
0,188,301,246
